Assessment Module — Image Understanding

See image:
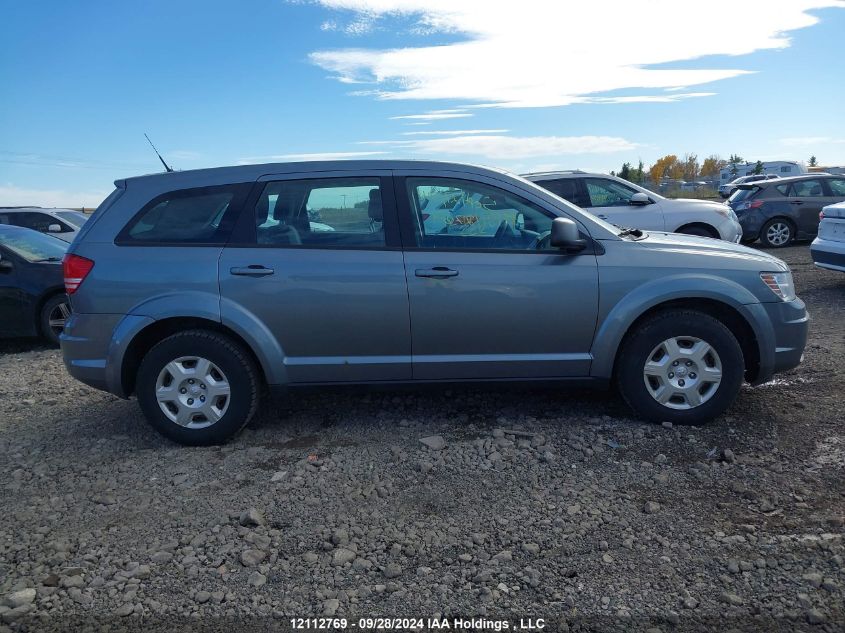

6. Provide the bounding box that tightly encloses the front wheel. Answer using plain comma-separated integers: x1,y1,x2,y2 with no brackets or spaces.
616,310,744,425
136,330,260,445
677,225,718,239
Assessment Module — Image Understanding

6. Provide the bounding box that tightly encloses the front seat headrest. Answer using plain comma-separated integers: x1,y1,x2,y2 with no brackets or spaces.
368,188,383,221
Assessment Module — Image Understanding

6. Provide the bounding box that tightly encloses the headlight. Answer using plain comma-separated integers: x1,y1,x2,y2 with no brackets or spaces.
760,272,796,301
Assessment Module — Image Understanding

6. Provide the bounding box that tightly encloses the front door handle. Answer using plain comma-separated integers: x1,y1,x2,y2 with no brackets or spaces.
415,267,459,279
230,265,275,277
790,200,803,205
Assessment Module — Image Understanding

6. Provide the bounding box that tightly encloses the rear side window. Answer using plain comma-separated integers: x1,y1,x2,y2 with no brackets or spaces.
537,178,588,206
789,179,826,197
828,179,845,196
118,185,246,244
253,177,389,248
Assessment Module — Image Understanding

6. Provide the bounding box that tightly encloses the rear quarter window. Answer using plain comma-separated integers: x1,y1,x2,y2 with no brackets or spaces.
117,184,248,244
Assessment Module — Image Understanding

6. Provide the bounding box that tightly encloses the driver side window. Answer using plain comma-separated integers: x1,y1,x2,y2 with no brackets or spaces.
407,178,555,251
583,178,637,208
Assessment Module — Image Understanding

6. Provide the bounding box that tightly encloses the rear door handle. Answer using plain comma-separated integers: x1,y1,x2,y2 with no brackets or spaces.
230,265,275,277
790,200,803,205
415,267,459,279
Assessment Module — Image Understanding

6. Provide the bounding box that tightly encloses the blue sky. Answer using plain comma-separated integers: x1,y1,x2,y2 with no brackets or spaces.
1,0,844,207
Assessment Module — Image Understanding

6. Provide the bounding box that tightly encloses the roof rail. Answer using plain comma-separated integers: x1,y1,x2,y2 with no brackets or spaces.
522,169,588,176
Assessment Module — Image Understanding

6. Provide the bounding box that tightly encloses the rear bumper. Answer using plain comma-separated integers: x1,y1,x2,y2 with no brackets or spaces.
811,236,845,272
60,312,152,397
752,298,808,384
735,211,764,241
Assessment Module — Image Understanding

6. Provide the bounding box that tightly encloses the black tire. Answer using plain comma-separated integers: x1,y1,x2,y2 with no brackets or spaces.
136,330,260,445
40,293,70,346
615,310,744,425
760,218,794,248
677,224,718,239
740,237,758,246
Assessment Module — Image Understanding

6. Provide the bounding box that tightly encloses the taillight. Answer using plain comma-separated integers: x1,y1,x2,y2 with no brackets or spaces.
738,200,764,211
819,211,825,221
63,254,94,295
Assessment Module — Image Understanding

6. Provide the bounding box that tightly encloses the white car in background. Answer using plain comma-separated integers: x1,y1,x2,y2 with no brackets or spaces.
524,171,742,242
0,207,89,242
811,201,845,272
718,173,779,199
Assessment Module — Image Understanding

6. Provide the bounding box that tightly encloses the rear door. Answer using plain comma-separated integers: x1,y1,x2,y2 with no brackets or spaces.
787,179,829,236
395,170,599,380
579,177,666,231
0,247,25,335
219,171,411,384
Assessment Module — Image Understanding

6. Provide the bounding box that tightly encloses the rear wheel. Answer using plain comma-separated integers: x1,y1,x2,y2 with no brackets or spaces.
616,310,744,425
40,294,70,346
760,218,794,248
136,330,259,445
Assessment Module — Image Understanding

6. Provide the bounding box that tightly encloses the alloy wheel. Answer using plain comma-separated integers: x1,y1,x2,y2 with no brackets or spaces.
47,301,70,337
766,222,791,246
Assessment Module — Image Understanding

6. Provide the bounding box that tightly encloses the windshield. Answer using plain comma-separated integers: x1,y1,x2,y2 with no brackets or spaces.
55,211,89,227
0,226,68,261
728,186,760,205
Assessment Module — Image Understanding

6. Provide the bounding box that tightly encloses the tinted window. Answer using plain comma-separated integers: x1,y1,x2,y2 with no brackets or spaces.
584,178,637,208
537,178,587,206
407,177,555,251
828,179,845,196
790,179,825,197
780,166,792,173
776,183,790,196
121,185,242,244
9,212,72,233
255,178,386,248
728,186,760,204
55,211,89,227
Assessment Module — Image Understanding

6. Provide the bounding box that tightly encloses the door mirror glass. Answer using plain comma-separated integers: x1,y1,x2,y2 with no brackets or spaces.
47,223,63,232
549,217,586,252
629,192,650,205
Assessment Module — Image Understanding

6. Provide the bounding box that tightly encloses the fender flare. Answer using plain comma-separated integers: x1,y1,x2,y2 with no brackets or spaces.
589,274,774,379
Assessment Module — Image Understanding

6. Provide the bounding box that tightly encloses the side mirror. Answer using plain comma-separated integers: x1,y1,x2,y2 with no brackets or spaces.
550,217,586,253
48,223,63,232
0,254,12,272
629,193,650,205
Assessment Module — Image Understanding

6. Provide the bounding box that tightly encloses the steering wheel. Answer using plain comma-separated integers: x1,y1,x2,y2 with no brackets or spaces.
527,230,552,250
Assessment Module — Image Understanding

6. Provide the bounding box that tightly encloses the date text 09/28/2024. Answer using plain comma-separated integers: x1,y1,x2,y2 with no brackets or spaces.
290,617,546,630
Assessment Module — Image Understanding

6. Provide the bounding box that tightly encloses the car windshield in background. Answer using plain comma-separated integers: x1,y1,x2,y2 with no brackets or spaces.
55,211,89,227
728,186,760,204
0,226,68,261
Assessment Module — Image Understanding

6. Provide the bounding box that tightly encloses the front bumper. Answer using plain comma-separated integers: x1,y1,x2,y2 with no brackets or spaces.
755,298,809,382
810,236,845,272
735,211,764,241
716,216,743,243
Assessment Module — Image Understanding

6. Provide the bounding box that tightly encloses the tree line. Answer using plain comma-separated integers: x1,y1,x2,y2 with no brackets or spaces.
611,154,819,185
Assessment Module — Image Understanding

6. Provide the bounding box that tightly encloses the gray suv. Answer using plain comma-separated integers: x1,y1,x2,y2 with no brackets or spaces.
60,161,808,445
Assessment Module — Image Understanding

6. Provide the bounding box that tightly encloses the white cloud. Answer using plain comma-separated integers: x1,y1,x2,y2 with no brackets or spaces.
0,184,110,209
401,129,508,136
358,134,636,159
238,151,388,163
310,0,844,108
390,110,473,120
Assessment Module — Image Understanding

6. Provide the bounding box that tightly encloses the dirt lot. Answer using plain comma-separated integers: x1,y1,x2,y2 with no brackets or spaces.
0,245,843,632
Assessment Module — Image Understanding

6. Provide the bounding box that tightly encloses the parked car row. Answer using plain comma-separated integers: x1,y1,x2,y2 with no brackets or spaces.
57,160,807,445
0,206,89,242
811,201,845,273
719,173,779,199
0,224,70,345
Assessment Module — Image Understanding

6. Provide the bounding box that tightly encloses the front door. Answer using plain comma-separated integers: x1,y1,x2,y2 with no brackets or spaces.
396,173,600,380
0,247,24,336
580,177,665,232
219,172,411,383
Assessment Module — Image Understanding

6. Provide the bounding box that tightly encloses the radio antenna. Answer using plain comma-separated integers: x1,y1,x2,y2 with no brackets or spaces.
144,133,174,172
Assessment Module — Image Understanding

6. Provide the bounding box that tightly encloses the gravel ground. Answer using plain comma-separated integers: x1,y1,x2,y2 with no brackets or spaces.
0,245,843,632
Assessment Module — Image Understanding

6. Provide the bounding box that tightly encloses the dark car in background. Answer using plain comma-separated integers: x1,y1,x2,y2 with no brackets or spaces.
0,207,89,243
728,174,845,247
0,224,70,345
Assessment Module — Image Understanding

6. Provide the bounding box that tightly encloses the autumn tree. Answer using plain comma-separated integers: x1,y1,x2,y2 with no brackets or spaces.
700,155,727,179
648,155,679,184
681,154,700,181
